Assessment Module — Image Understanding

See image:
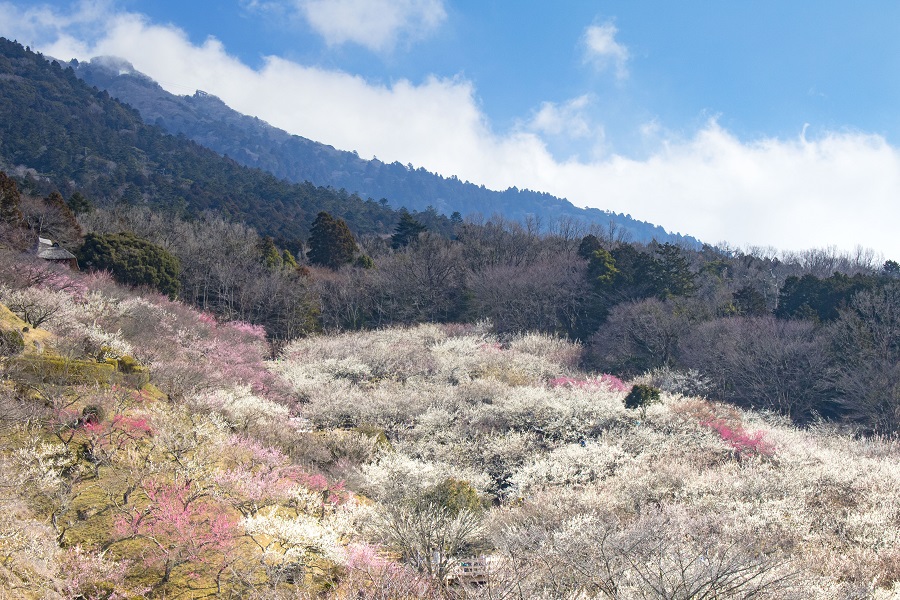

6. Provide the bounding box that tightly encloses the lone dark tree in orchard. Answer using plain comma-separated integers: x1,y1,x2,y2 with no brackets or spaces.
307,211,358,270
391,209,427,249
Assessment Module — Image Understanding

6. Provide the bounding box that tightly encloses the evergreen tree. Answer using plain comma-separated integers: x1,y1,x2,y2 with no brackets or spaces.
578,234,603,260
776,273,876,323
67,191,93,215
650,242,697,299
258,236,283,270
77,232,181,297
884,260,900,277
307,211,358,269
282,249,299,269
0,171,23,226
588,248,619,286
609,244,658,300
391,209,427,249
732,285,769,316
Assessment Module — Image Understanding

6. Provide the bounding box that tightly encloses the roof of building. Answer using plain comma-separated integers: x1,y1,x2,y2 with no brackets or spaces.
34,237,77,260
37,246,77,260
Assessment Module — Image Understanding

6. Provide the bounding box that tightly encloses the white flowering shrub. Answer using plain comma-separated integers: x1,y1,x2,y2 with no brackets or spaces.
190,385,290,435
510,440,631,492
357,451,491,505
506,332,581,371
242,511,345,565
5,259,900,599
281,325,444,383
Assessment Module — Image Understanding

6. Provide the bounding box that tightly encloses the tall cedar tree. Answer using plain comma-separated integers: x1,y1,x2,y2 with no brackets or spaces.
651,242,697,299
307,211,358,269
0,172,23,225
391,209,427,248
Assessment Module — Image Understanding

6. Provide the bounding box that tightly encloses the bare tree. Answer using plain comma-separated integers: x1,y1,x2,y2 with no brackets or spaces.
829,282,900,432
680,316,831,423
372,233,466,325
371,503,484,584
468,255,593,338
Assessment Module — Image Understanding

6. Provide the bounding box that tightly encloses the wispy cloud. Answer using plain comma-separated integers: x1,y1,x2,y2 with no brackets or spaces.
583,21,629,79
245,0,447,53
528,95,596,139
1,3,899,258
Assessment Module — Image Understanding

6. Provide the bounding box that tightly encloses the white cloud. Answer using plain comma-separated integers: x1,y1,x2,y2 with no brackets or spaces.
583,21,629,79
248,0,447,52
0,0,112,50
528,95,596,139
1,3,899,259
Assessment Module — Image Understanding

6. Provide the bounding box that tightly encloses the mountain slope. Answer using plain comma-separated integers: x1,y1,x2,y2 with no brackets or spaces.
74,56,700,246
3,248,899,597
0,38,447,241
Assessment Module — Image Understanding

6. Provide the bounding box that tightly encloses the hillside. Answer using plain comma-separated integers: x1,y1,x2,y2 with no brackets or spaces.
0,38,450,242
2,249,900,598
73,56,700,246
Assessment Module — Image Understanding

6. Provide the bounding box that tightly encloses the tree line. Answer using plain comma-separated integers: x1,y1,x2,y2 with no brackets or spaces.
3,165,898,432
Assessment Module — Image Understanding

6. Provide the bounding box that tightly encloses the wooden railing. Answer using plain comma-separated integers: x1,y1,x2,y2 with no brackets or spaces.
448,556,490,585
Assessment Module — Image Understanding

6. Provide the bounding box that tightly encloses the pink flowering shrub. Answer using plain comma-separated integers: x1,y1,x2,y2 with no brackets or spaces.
114,479,238,585
301,472,348,505
214,436,302,516
702,418,775,458
81,413,152,474
336,542,442,599
58,545,143,600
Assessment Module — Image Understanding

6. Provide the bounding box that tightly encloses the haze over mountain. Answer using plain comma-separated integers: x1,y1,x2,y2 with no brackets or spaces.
73,56,699,247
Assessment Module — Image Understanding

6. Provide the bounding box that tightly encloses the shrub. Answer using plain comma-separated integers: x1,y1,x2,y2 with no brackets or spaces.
115,354,141,374
80,404,105,425
624,383,661,415
10,355,117,385
702,418,775,458
638,366,712,397
77,232,182,298
421,478,485,516
0,328,24,356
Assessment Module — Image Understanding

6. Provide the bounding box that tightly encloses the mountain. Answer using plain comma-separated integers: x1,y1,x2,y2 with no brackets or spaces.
0,38,448,242
73,56,700,247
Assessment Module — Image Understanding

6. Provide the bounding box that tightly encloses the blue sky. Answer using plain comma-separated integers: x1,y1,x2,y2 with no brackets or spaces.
2,0,900,258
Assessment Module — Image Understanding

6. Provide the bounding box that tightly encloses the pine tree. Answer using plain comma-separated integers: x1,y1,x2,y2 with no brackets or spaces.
67,191,93,215
77,232,181,297
391,209,426,249
307,211,358,269
578,234,603,260
651,242,696,299
258,236,283,270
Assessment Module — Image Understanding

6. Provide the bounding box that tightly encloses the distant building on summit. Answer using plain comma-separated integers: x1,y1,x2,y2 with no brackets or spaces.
34,237,78,269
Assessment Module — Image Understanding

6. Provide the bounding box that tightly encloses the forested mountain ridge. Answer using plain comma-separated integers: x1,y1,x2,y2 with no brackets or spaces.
73,55,700,246
0,38,449,242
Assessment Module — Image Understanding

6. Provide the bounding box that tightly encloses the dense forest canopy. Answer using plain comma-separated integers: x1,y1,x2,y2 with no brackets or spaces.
0,38,451,243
